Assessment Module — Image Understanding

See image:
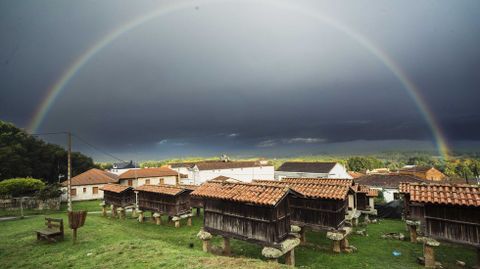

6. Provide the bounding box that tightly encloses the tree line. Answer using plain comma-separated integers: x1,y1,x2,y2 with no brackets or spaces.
0,120,96,184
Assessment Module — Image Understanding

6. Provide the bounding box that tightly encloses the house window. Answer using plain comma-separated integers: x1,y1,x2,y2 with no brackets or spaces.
83,187,86,193
71,188,77,196
145,179,150,184
93,187,98,194
128,179,133,186
159,178,164,184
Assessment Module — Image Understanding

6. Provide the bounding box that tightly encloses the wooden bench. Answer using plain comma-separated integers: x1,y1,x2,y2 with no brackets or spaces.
36,217,64,242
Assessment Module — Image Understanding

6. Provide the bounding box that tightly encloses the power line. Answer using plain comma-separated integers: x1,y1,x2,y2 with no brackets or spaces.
71,133,126,163
30,131,126,163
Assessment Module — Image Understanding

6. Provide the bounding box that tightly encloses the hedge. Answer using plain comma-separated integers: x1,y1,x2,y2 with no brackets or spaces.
0,178,46,197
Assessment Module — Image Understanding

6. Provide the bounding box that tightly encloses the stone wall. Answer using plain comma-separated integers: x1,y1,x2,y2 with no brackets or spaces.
0,196,61,211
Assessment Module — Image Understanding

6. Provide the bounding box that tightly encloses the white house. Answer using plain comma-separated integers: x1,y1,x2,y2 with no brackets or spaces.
61,168,119,201
275,162,352,180
354,174,426,202
118,167,180,188
109,160,139,175
169,160,274,185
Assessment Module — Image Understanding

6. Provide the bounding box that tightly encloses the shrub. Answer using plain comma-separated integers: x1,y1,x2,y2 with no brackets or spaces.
0,178,46,197
36,183,64,200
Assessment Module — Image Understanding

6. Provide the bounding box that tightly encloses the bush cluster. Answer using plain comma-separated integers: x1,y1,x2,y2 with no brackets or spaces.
0,178,45,197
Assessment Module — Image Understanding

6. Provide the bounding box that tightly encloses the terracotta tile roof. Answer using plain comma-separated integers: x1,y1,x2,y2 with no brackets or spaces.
136,184,191,196
100,183,133,193
277,162,338,173
191,181,294,206
119,167,179,179
355,174,426,188
282,177,354,186
253,180,349,200
348,171,365,179
180,184,199,191
399,182,480,207
358,185,379,197
61,168,118,186
208,175,241,183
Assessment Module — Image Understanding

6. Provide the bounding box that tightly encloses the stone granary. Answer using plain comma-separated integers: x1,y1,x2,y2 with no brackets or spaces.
191,181,302,266
100,183,135,218
136,184,193,227
400,182,480,268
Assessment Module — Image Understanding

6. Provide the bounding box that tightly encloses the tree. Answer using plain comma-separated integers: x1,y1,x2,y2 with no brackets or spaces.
347,157,384,172
0,120,96,184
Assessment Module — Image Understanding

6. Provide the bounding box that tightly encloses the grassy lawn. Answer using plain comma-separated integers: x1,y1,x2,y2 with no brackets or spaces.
0,205,477,269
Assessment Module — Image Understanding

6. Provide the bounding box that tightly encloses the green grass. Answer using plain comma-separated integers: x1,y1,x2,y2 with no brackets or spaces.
0,200,102,217
0,209,477,269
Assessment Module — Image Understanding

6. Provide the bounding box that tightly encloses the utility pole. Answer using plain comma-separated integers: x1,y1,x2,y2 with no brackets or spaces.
67,131,72,212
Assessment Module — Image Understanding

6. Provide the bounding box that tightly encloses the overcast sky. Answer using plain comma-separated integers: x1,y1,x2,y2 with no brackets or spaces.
1,0,479,161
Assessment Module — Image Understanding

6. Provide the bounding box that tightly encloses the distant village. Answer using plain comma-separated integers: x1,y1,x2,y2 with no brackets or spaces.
65,155,453,204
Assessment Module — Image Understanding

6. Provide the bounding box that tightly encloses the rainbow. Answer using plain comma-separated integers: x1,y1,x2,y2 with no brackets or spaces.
27,0,450,159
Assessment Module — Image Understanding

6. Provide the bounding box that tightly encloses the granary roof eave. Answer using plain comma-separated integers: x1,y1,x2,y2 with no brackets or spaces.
271,188,305,207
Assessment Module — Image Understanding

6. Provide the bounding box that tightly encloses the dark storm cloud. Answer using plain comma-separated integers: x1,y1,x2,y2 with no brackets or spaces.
1,0,480,160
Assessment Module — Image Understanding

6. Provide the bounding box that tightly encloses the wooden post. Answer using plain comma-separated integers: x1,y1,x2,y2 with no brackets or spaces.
118,208,125,220
72,228,77,244
333,240,341,253
102,204,107,217
131,208,137,218
409,225,417,243
154,213,162,225
424,244,435,268
300,228,307,244
341,237,349,251
202,240,211,252
352,217,359,227
196,207,201,216
67,132,72,212
20,197,24,219
138,211,144,223
285,249,295,266
222,237,231,255
111,205,117,218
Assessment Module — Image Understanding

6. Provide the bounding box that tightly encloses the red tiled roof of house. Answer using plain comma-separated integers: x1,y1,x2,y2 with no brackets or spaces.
180,184,199,191
119,167,179,179
136,184,190,196
208,175,241,183
355,174,426,188
100,183,133,193
61,168,118,186
282,177,354,186
399,182,480,207
348,171,365,179
253,180,349,200
191,181,293,206
358,185,379,197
